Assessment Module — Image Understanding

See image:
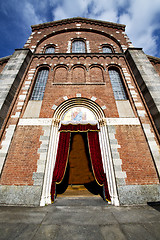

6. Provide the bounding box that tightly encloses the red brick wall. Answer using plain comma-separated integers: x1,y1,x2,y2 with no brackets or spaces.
115,125,159,185
24,19,130,53
0,126,43,185
35,31,122,54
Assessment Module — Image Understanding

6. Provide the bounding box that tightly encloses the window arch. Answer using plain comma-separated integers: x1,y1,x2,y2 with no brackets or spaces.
108,68,127,100
45,46,55,53
72,40,86,53
30,68,49,100
102,46,113,53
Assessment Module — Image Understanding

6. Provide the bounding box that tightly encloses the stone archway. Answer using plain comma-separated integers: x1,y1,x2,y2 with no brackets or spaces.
40,97,119,206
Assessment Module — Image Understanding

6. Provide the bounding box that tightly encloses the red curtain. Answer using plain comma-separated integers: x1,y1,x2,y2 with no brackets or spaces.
60,123,99,132
51,132,70,201
88,131,111,202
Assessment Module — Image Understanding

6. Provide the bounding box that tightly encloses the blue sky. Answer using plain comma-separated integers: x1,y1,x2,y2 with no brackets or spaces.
1,0,160,58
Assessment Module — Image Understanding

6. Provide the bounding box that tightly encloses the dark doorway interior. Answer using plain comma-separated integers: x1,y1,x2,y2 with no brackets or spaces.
56,132,104,198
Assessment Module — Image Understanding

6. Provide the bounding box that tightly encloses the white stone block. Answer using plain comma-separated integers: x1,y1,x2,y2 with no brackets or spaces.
17,102,24,106
91,96,97,101
18,118,52,126
116,171,127,178
37,165,45,173
19,95,26,101
137,110,146,117
135,102,142,107
106,118,140,125
11,112,21,118
63,96,68,100
52,104,57,110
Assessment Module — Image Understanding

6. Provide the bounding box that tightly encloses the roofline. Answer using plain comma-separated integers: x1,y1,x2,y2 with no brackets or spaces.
0,55,11,62
31,17,126,31
147,54,160,62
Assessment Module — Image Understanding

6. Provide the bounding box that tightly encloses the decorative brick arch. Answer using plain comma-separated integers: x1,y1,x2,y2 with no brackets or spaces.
53,97,105,124
52,95,108,117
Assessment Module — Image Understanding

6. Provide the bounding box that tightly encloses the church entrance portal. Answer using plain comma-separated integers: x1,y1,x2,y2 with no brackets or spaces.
40,100,119,206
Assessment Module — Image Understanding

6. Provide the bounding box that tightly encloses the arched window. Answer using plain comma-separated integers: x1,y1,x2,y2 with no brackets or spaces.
45,46,55,53
72,40,86,53
109,69,127,100
102,46,113,53
31,68,49,100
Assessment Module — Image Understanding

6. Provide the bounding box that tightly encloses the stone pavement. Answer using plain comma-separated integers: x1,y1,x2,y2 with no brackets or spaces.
0,197,160,240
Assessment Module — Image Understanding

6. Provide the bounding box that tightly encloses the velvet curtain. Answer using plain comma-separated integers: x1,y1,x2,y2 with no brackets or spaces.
60,123,99,132
51,123,110,202
51,132,70,201
88,131,111,201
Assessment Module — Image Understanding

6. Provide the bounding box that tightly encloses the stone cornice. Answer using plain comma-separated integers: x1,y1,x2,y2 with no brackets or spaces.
147,55,160,63
33,52,125,58
31,17,125,31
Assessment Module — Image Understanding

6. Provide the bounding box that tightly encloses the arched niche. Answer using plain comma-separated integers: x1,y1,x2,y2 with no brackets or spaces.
90,66,104,83
72,66,86,83
54,66,68,83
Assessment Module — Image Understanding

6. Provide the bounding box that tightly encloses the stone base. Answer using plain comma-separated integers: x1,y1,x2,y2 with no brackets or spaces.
118,184,160,205
0,185,42,206
0,184,160,206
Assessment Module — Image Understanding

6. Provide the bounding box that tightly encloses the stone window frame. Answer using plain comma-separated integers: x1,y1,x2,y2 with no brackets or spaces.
71,39,86,53
44,44,56,54
102,44,114,53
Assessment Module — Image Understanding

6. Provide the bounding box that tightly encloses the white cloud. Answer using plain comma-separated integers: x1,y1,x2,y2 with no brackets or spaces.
48,0,160,57
22,1,47,26
118,0,160,56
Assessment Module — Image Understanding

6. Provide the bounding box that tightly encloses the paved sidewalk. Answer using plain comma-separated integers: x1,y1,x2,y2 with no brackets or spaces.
0,197,160,240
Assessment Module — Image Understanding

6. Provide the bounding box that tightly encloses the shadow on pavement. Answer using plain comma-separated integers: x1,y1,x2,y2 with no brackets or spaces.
147,201,160,212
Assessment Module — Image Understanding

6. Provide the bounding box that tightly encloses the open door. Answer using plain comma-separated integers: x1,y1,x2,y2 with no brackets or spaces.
51,123,110,202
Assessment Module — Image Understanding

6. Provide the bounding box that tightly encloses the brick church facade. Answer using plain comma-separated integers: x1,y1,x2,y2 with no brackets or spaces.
0,17,160,206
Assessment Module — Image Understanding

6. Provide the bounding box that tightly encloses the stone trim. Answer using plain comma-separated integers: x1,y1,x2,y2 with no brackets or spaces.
142,124,160,178
18,117,141,126
107,125,126,187
106,118,140,125
0,185,42,206
0,49,32,128
118,184,160,205
31,17,125,31
18,118,52,126
33,126,51,186
0,125,16,175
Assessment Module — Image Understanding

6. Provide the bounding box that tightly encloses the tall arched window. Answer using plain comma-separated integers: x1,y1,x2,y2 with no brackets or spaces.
31,68,49,100
109,69,127,100
45,46,55,53
72,40,86,53
102,46,113,53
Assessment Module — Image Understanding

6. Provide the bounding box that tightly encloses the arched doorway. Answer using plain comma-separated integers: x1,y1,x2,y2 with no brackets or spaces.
55,132,104,198
40,98,119,206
